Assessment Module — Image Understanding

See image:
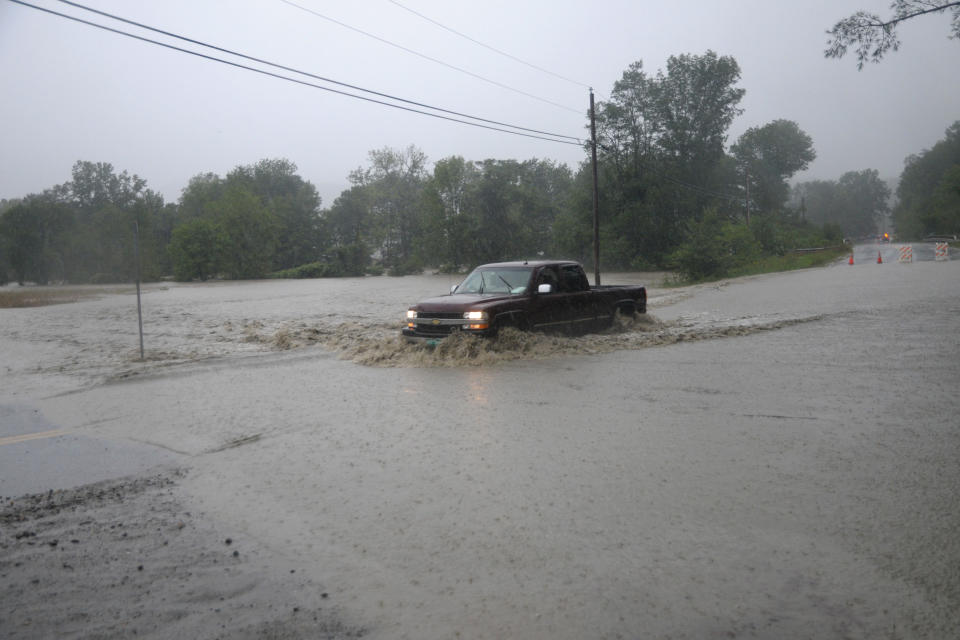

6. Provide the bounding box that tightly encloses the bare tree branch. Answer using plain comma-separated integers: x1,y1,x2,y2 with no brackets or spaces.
825,1,960,69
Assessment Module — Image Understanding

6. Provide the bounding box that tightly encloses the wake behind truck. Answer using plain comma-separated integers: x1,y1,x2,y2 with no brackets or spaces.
403,260,646,342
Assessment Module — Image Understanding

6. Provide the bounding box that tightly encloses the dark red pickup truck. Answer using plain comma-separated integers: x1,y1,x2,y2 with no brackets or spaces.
403,260,646,341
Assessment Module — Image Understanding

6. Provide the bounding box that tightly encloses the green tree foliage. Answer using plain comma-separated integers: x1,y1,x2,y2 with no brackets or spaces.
731,120,816,216
825,1,960,69
178,173,224,221
168,219,220,281
927,165,960,234
205,185,278,280
226,159,322,271
418,157,573,269
171,159,322,280
347,145,428,275
893,121,960,238
793,169,891,237
420,156,478,271
589,51,746,267
0,162,166,285
0,193,72,284
669,210,760,280
323,186,372,276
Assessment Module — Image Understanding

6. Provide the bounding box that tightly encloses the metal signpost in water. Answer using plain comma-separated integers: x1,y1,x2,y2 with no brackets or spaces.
134,220,144,360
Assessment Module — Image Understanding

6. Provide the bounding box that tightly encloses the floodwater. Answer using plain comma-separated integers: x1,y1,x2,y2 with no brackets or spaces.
2,248,959,638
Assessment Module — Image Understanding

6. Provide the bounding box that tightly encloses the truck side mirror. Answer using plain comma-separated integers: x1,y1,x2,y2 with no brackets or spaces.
450,284,459,294
537,283,553,294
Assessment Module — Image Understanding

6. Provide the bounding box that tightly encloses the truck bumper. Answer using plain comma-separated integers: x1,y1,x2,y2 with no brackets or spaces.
401,325,495,344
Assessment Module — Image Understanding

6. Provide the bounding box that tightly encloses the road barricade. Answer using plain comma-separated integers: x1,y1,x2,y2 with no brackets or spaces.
935,242,950,261
898,245,913,263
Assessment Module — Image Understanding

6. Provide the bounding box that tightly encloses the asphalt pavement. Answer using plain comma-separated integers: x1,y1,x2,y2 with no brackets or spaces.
0,402,181,498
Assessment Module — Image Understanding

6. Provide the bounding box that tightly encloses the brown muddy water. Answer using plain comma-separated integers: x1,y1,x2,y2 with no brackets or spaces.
2,259,959,639
0,271,817,395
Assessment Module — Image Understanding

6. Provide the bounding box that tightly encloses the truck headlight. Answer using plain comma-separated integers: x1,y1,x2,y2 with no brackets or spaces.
463,310,489,330
406,309,418,319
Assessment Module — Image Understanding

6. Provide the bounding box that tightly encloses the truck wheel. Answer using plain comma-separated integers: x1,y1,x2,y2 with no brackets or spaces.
611,303,635,328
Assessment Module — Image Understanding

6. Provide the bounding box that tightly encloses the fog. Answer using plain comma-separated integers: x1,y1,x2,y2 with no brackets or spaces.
2,0,958,206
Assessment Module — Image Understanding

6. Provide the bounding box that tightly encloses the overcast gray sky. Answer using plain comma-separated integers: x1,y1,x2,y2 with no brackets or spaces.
2,0,958,207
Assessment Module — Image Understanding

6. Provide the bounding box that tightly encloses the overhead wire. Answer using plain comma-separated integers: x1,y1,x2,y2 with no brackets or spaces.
386,0,592,91
277,0,584,115
50,0,582,143
9,0,584,146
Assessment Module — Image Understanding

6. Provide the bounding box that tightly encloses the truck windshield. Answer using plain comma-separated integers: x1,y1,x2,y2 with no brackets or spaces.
457,267,532,295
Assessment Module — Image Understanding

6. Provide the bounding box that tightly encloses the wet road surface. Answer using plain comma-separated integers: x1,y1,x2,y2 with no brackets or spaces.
2,252,959,638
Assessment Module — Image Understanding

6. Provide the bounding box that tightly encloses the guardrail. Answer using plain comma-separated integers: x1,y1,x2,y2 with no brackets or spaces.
791,246,846,254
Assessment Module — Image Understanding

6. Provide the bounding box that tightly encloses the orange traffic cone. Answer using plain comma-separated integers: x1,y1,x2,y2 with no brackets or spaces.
877,251,883,264
848,254,854,265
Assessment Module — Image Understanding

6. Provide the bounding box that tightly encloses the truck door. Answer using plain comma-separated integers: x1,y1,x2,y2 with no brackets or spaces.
527,266,571,331
558,264,595,331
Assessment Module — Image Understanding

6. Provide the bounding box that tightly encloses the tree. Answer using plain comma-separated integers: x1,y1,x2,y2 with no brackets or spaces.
837,170,891,236
226,159,323,271
793,171,891,238
207,185,278,279
70,161,147,216
59,161,166,283
926,165,960,234
731,120,816,217
178,173,224,221
420,156,478,270
669,209,761,280
348,145,429,274
0,193,72,284
168,219,220,281
893,121,960,237
323,186,372,275
654,51,746,173
0,201,46,285
592,52,746,267
825,1,960,69
792,180,843,227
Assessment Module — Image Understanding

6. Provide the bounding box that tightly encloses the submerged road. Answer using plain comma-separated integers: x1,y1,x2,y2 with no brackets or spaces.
0,403,181,498
9,255,957,639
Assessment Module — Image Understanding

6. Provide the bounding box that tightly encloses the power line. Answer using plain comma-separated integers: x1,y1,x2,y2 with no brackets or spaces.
9,0,583,146
386,0,592,90
51,0,582,143
277,0,584,115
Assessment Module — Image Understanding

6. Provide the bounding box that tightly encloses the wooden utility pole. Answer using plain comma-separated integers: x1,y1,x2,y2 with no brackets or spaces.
590,89,601,286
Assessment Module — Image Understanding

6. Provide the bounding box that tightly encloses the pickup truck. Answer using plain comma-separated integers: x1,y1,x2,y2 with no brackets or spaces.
403,260,646,341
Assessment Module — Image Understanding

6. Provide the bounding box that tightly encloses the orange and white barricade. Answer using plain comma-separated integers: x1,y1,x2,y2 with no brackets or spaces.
935,243,949,261
897,245,913,263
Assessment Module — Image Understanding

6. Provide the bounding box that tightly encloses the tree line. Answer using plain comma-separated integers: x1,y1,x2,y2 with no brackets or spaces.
2,51,951,286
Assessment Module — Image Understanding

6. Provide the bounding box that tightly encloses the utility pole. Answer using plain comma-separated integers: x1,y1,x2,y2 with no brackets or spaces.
590,88,601,286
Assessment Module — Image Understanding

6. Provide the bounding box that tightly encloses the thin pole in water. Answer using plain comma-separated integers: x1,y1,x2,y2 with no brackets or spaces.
134,220,144,361
590,88,600,287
